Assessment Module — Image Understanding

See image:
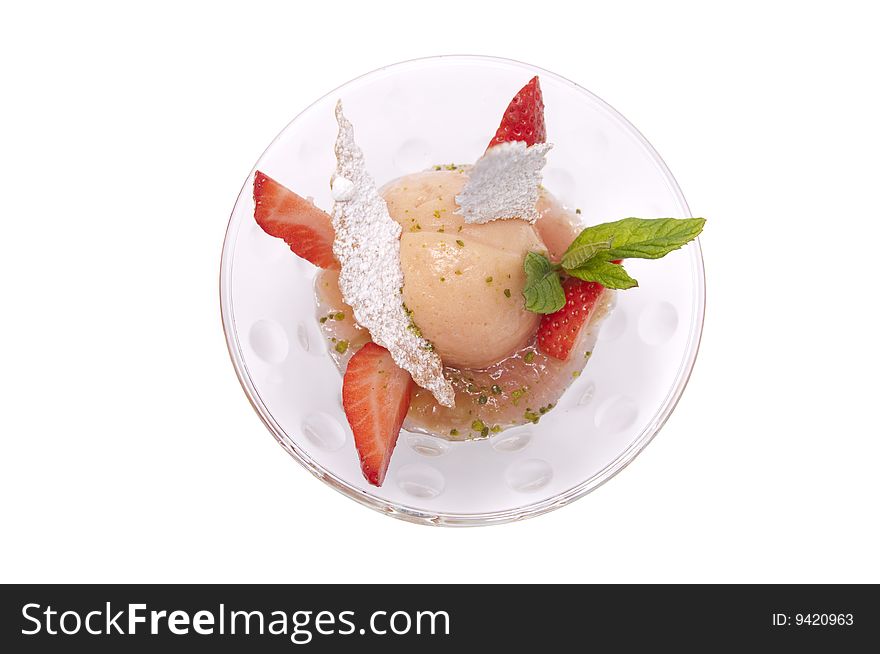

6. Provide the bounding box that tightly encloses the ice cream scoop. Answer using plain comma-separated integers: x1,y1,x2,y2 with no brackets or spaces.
381,170,544,369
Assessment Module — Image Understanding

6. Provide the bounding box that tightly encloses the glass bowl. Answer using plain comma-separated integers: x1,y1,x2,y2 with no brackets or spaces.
220,55,705,526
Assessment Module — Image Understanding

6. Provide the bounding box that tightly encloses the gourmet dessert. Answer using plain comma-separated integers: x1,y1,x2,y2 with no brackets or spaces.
254,77,705,486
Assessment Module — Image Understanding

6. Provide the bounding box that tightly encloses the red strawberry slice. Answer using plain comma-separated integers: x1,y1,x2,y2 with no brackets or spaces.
342,342,414,486
537,278,604,361
253,171,338,269
487,76,547,149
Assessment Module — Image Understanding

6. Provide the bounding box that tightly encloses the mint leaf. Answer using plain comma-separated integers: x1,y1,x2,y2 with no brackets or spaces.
566,217,705,262
560,238,612,270
520,216,705,313
566,259,639,289
522,252,565,314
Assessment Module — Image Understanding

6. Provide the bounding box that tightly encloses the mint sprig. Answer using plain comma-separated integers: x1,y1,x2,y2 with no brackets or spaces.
568,217,706,262
522,251,566,314
566,258,639,289
522,217,705,313
560,238,612,270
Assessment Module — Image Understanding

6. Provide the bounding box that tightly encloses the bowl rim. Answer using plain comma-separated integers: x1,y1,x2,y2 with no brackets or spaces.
219,54,706,527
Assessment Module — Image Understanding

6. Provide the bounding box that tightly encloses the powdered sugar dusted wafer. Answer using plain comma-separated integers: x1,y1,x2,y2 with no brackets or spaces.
455,141,552,224
330,102,455,407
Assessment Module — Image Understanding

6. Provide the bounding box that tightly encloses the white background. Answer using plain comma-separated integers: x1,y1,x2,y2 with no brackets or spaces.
2,0,877,583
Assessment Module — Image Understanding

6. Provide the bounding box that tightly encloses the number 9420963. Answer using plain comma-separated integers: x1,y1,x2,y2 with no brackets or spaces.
795,613,853,626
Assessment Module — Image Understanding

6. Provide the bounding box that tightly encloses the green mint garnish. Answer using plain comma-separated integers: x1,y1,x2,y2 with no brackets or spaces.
560,238,613,271
570,217,706,262
566,257,639,289
522,251,566,314
521,217,705,313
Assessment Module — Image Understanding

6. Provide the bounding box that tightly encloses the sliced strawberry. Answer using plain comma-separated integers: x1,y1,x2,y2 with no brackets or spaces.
342,342,414,486
537,278,604,361
487,76,547,150
253,171,338,269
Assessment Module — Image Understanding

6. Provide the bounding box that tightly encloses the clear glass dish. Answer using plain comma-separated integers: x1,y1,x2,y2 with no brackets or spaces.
220,55,705,526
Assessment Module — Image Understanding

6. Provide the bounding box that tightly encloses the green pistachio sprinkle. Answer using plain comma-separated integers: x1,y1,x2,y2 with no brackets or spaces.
467,384,477,393
457,225,463,232
485,276,493,283
438,225,445,233
504,288,511,298
456,239,465,247
333,312,345,320
511,388,525,404
478,395,488,405
335,340,349,354
575,208,582,214
433,209,441,219
524,410,540,424
319,317,328,323
584,351,592,359
455,270,462,275
450,428,459,436
433,165,442,171
440,277,445,282
523,351,536,364
480,427,489,437
572,370,581,378
472,419,486,432
491,384,502,395
490,425,502,433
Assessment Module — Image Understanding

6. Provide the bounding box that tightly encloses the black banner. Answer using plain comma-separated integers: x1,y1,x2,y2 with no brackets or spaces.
1,584,876,651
